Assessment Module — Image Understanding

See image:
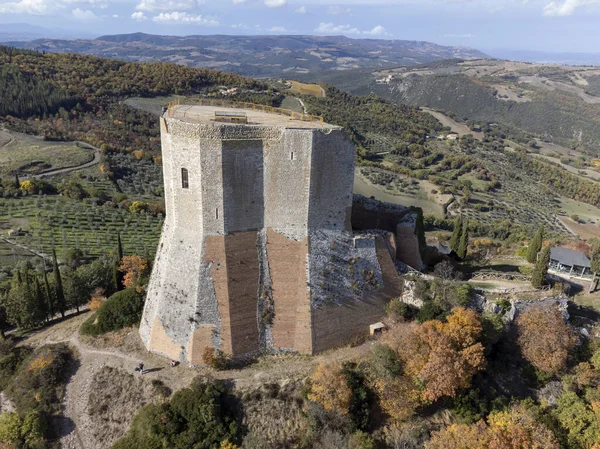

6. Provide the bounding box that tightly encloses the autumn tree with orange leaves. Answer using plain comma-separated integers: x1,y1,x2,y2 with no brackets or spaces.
516,305,577,375
308,362,352,415
119,255,149,292
397,307,486,402
425,404,560,449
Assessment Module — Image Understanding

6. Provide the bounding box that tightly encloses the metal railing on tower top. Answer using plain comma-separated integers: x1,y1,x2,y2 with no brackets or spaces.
166,97,324,125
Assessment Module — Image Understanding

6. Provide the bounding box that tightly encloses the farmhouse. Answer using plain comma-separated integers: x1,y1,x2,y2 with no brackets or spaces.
548,246,593,279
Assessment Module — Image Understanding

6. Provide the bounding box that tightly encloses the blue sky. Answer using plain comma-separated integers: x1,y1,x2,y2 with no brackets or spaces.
0,0,599,53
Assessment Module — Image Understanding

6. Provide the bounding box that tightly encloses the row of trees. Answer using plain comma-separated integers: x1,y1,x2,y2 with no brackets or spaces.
449,215,469,259
0,233,148,332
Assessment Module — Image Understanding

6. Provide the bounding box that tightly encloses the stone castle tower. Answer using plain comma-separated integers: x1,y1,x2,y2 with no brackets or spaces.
140,104,403,365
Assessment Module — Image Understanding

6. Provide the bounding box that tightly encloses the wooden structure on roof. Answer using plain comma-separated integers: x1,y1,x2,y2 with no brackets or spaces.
214,111,248,124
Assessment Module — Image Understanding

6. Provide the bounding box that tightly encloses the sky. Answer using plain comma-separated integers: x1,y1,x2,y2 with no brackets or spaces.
0,0,599,54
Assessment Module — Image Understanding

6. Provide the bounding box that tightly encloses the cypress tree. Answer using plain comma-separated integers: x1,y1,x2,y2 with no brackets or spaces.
52,249,66,318
527,226,544,263
531,246,551,288
14,174,20,189
43,268,54,320
449,215,463,252
413,207,426,256
117,233,123,261
114,233,124,292
457,222,469,260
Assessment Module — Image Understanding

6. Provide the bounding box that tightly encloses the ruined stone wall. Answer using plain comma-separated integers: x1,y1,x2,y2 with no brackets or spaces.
311,238,403,352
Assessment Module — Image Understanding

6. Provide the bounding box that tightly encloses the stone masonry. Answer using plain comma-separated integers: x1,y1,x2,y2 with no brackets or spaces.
140,105,405,365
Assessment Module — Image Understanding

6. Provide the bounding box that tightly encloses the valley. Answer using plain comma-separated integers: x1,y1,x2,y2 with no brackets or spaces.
2,40,600,449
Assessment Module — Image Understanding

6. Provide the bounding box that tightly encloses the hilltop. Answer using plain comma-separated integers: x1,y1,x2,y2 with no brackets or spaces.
296,59,600,156
7,33,487,77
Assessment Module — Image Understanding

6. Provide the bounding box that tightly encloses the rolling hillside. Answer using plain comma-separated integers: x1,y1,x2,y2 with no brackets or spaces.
297,59,600,156
8,33,487,77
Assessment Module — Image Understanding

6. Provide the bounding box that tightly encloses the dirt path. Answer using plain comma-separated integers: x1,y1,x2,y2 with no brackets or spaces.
21,143,102,181
0,237,52,260
422,108,484,141
20,313,372,449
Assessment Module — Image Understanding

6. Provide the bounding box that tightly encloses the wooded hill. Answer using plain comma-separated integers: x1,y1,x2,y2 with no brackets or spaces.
297,59,600,157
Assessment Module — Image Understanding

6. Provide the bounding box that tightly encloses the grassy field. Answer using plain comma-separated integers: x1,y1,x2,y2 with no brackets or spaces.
353,169,446,216
280,96,305,113
558,196,600,223
123,96,181,116
288,81,325,98
0,130,94,179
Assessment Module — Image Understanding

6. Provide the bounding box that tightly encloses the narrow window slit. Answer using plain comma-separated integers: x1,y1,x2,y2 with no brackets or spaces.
181,168,189,189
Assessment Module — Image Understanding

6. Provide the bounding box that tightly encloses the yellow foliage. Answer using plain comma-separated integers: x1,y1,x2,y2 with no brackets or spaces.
133,150,145,160
27,355,54,373
308,362,351,414
398,308,485,402
88,296,104,310
19,180,36,193
219,441,238,449
426,405,560,449
119,255,148,290
473,238,495,248
375,376,420,422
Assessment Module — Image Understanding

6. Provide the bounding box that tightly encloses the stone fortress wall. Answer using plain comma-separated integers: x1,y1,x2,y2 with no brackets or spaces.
140,109,413,365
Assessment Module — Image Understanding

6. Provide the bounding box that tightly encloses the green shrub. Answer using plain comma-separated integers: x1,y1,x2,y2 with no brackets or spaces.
456,283,475,307
518,265,534,276
112,379,239,449
515,246,528,258
348,431,375,449
496,298,511,312
384,298,410,322
342,365,372,432
0,410,47,449
5,344,72,416
80,287,144,336
416,301,447,323
371,344,402,378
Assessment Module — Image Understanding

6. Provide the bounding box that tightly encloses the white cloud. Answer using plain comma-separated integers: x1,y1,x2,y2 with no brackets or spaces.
366,25,388,35
0,0,56,15
131,11,147,20
136,0,201,12
543,0,600,16
152,11,219,25
269,25,287,32
315,22,360,34
445,33,475,38
63,0,107,6
327,6,352,15
112,13,118,17
264,0,286,7
315,22,392,36
72,7,99,20
294,5,306,13
232,0,247,3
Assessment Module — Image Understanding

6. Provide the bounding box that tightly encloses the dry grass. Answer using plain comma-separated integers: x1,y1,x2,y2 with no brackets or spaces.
558,217,600,241
288,81,325,98
0,130,92,178
87,366,157,447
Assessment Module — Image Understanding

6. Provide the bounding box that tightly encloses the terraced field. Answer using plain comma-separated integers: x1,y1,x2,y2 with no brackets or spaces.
0,196,162,267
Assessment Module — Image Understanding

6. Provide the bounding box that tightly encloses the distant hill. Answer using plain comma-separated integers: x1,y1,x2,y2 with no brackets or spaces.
0,23,87,42
485,49,600,66
296,59,600,156
8,33,488,77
